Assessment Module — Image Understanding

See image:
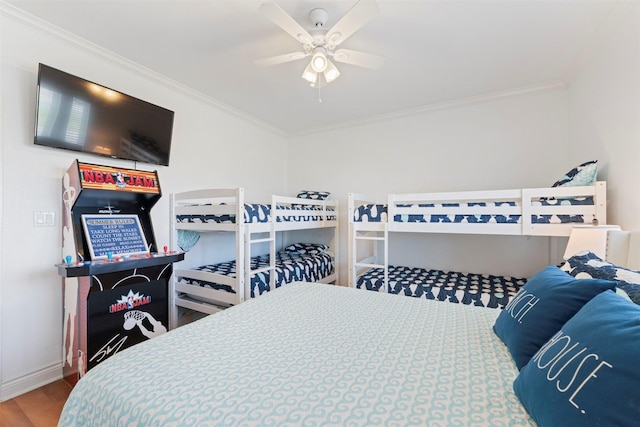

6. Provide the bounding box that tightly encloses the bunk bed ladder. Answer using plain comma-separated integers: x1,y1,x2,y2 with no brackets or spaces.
350,226,389,292
244,232,276,296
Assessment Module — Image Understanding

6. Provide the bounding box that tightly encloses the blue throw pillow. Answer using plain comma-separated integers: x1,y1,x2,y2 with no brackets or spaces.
514,291,640,426
561,251,640,305
551,160,598,187
296,190,330,200
284,243,328,255
493,266,616,370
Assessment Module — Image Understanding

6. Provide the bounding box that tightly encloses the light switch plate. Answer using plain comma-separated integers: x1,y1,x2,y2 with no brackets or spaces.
34,211,55,227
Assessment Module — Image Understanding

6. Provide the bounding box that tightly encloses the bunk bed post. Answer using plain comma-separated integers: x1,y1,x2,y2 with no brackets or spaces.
520,189,531,235
169,192,178,329
595,181,607,225
348,193,355,287
382,224,389,293
237,188,246,303
333,201,339,285
269,195,276,292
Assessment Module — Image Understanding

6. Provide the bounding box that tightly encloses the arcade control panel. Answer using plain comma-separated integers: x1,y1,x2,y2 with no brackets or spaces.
57,249,185,278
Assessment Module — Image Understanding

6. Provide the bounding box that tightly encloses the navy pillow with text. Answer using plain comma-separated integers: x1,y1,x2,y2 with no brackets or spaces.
493,265,616,370
514,290,640,426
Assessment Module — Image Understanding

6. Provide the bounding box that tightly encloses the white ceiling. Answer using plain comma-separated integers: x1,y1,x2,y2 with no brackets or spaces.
6,0,621,135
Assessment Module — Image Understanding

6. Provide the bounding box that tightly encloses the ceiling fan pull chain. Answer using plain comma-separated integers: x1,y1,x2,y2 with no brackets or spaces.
318,82,322,103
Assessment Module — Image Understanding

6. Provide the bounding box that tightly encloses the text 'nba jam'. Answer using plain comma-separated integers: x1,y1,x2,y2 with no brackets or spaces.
109,294,152,313
82,170,157,189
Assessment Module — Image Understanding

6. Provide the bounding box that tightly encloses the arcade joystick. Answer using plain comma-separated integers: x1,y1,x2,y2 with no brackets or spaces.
107,251,113,261
65,255,72,265
164,245,168,254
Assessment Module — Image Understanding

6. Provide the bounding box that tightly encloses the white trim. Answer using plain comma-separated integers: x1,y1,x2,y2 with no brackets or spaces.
0,362,62,402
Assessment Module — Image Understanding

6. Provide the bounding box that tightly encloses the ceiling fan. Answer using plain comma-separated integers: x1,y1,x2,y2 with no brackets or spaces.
256,0,385,87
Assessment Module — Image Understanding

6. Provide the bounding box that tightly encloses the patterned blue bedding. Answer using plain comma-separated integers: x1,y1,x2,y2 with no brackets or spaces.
354,197,593,224
357,265,526,309
176,203,336,224
180,251,334,298
58,283,535,426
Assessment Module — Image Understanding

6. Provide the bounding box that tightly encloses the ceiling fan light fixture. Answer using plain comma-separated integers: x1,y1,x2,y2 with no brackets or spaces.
301,62,318,84
311,50,328,72
323,60,340,83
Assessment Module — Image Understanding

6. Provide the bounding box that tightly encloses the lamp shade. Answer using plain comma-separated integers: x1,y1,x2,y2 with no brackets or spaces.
301,62,317,84
323,60,340,83
563,225,622,260
311,51,328,72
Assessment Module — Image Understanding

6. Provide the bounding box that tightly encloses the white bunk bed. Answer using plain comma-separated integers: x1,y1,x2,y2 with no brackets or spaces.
170,188,338,325
348,181,607,308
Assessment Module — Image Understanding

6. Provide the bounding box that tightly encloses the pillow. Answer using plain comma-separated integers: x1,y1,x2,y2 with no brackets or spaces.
514,290,640,426
493,265,616,370
284,243,328,255
551,160,597,188
296,190,330,200
562,251,640,305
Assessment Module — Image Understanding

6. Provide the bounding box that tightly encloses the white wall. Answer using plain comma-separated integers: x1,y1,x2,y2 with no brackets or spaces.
567,2,640,231
288,87,573,281
0,10,287,400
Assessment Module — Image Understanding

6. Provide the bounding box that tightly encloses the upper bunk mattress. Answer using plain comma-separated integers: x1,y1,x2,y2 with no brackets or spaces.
58,283,534,426
354,197,594,223
177,203,336,224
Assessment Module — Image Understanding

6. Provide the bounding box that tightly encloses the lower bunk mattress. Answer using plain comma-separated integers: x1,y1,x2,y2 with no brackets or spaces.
356,265,527,309
179,251,334,298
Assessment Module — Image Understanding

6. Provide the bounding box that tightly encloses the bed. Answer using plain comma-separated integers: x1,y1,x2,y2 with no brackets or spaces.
170,188,338,324
57,231,640,426
59,282,536,426
348,180,607,307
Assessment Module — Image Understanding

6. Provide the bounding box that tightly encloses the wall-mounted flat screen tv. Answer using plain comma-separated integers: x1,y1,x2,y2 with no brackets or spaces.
34,63,174,166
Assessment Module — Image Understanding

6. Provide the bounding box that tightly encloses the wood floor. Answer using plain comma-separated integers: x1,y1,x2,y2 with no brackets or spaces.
0,380,72,427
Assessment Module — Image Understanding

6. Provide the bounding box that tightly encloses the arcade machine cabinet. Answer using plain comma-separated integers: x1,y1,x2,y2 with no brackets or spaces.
57,160,183,385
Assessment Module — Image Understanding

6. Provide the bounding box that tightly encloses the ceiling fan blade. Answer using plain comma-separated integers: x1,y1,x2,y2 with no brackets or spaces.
332,48,385,70
325,0,380,49
259,3,314,45
255,51,309,67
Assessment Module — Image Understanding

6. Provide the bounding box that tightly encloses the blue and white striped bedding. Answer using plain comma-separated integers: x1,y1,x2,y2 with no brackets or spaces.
354,197,594,223
176,203,336,224
180,251,334,298
357,266,526,309
58,283,535,426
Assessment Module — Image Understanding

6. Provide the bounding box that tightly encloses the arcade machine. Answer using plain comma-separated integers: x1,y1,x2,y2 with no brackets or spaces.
57,160,183,385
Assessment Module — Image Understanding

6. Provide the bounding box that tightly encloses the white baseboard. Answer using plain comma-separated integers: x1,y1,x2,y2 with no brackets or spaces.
0,362,63,402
